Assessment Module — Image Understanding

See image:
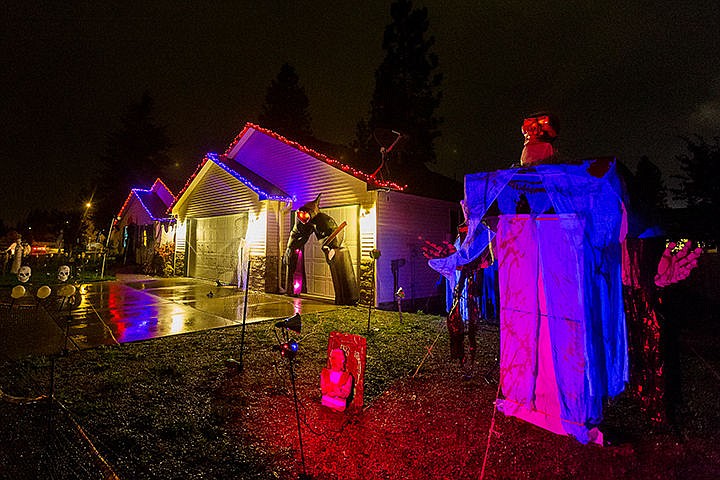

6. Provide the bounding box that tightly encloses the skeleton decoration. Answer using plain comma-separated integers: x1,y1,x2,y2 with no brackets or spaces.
17,265,31,284
57,265,71,283
424,210,495,379
285,194,359,305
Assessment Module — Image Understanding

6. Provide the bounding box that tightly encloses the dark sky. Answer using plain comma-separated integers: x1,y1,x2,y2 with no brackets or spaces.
2,1,719,225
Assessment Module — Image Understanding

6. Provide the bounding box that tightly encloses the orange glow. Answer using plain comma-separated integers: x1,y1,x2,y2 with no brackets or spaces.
297,210,311,224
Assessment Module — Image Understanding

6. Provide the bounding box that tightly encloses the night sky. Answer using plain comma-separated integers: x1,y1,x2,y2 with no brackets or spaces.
2,1,719,225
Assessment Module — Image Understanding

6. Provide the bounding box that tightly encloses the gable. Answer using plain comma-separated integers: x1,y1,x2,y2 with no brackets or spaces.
119,196,153,226
173,161,268,219
226,125,402,208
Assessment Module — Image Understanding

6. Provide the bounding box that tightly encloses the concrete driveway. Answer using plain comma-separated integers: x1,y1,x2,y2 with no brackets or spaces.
0,275,337,359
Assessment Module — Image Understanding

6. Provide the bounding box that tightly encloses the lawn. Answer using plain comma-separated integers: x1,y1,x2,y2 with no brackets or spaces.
1,296,719,479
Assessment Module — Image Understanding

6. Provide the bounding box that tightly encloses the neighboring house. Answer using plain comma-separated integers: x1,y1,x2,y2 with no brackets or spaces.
113,178,175,268
171,123,460,309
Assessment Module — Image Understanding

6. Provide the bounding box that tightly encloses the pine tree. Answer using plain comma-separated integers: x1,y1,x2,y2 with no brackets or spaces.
355,0,442,174
97,92,172,226
258,63,313,141
674,136,720,208
673,136,720,240
635,156,667,210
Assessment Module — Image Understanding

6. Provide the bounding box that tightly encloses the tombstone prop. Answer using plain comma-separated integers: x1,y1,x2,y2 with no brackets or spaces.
324,331,367,410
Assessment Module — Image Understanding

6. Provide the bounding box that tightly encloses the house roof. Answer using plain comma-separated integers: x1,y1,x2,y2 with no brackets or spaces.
172,152,293,208
172,123,406,211
225,124,406,192
116,178,175,224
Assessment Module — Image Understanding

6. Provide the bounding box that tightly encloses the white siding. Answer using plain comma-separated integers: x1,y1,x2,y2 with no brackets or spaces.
376,191,460,305
174,163,262,219
264,200,287,258
231,130,374,210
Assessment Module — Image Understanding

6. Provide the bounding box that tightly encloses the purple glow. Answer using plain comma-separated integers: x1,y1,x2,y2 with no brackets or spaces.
206,153,294,202
129,188,175,222
293,250,304,295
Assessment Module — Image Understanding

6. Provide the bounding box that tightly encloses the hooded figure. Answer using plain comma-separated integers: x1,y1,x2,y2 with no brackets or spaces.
285,194,359,305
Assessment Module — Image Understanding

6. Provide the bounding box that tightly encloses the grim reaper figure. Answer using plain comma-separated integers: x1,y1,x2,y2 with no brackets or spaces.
285,194,359,305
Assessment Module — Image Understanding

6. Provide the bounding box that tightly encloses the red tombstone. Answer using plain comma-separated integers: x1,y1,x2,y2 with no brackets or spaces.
324,331,367,410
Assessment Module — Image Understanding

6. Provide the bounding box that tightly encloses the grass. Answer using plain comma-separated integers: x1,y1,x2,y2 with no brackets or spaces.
1,294,719,479
0,307,451,479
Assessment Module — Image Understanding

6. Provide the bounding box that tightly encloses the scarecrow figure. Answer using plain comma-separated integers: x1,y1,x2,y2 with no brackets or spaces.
284,194,359,305
5,234,24,275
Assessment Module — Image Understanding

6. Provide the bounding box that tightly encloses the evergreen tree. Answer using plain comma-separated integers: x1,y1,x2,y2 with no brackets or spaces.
635,156,667,210
355,0,442,176
97,92,172,226
674,136,720,208
258,63,313,141
673,136,720,240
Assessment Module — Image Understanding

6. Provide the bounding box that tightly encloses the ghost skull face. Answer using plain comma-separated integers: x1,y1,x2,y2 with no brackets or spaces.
57,265,71,283
17,266,31,283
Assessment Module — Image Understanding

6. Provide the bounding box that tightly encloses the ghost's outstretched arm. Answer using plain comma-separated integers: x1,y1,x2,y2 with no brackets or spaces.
654,241,703,288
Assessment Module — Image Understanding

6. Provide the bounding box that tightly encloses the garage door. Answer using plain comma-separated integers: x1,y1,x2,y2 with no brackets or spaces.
188,214,248,283
303,205,359,299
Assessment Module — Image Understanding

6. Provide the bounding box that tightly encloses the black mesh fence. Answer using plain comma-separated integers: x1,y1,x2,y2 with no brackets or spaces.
1,298,120,479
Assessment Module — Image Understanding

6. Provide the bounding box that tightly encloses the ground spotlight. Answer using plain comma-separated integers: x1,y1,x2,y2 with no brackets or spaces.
272,313,309,478
274,313,302,333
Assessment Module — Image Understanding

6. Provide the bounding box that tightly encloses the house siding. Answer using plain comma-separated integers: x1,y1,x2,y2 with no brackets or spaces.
264,200,287,292
231,130,374,209
376,191,459,309
175,163,263,219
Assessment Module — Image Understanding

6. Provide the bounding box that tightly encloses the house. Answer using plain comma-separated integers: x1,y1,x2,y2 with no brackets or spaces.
170,123,460,309
113,178,175,269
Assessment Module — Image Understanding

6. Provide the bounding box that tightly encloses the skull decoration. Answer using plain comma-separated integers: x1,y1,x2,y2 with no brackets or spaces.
57,265,71,283
520,112,560,166
17,265,32,283
521,113,559,145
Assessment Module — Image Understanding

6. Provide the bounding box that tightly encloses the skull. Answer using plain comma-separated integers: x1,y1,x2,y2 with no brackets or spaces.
17,265,31,283
57,265,71,283
521,113,559,145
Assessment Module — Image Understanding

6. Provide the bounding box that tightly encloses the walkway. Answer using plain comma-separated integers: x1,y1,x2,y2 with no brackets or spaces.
0,276,337,359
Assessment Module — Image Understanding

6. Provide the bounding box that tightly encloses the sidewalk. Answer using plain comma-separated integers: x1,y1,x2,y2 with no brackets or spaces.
1,276,338,358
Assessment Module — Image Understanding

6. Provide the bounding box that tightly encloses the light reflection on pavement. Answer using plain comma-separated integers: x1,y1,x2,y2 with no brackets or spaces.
70,276,338,347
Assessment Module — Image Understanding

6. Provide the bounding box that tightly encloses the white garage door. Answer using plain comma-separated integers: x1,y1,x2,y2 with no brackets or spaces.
304,205,359,299
189,214,248,283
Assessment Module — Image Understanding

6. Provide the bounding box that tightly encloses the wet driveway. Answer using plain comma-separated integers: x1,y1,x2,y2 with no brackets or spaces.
1,275,338,358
